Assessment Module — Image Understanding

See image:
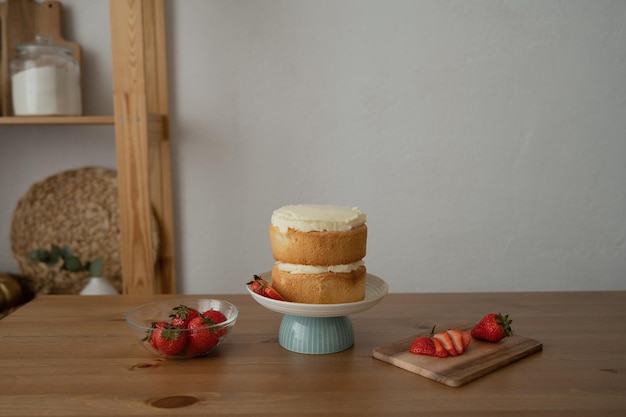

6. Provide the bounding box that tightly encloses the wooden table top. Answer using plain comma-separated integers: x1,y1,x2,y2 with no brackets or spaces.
1,291,625,416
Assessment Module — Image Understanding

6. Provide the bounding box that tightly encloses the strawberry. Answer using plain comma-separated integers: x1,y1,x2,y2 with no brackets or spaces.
169,304,200,327
186,316,221,356
202,309,228,337
409,326,472,357
432,331,458,357
431,337,449,358
247,275,286,301
154,324,188,356
409,336,436,356
146,321,168,349
446,329,467,355
471,313,513,343
202,309,227,324
462,331,472,349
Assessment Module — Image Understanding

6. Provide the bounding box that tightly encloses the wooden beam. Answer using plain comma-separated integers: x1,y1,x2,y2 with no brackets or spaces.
109,0,176,294
141,0,176,294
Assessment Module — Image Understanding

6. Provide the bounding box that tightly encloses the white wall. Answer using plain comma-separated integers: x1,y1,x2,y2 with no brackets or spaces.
1,0,625,294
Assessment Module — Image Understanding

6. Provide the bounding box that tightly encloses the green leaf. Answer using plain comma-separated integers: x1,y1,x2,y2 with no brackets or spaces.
28,248,59,265
28,249,47,262
50,244,63,257
63,255,84,272
88,259,104,277
60,245,74,257
47,252,60,265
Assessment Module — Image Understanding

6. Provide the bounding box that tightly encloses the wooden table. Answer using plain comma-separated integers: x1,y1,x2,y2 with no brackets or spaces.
1,292,625,416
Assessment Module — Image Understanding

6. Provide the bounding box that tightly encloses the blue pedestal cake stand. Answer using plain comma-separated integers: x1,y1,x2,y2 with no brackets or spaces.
247,273,388,354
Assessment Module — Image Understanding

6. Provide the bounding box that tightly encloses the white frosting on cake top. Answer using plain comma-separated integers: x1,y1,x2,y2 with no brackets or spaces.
271,204,366,233
276,260,364,274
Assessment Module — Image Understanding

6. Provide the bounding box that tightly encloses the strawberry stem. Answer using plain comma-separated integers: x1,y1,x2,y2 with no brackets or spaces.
496,313,514,337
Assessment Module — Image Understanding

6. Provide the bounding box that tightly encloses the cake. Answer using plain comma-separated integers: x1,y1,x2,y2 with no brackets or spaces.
269,204,367,304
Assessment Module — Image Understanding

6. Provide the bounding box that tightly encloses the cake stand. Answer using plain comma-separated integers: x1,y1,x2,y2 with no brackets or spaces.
246,272,388,354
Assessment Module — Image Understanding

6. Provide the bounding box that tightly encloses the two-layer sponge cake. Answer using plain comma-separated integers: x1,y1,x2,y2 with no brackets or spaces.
269,204,367,304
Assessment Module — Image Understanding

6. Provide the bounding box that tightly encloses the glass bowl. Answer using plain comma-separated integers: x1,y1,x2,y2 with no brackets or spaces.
126,298,238,359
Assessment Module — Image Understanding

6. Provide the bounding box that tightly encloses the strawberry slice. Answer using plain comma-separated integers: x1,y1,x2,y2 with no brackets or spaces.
431,337,449,358
462,331,472,349
447,329,466,355
409,327,472,358
433,331,458,357
247,275,286,301
409,336,436,356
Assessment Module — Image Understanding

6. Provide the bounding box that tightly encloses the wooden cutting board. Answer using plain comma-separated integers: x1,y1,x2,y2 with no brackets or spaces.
372,321,543,387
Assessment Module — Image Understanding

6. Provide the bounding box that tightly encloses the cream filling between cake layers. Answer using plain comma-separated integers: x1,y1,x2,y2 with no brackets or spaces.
275,260,364,274
271,204,366,233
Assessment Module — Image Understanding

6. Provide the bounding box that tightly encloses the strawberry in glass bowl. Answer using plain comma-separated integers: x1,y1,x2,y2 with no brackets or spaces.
126,298,238,359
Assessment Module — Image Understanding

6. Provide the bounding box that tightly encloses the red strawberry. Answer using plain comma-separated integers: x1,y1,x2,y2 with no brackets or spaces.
446,329,467,355
471,313,513,343
431,337,449,358
202,309,228,336
146,321,168,349
432,331,458,356
462,331,472,349
408,327,449,358
247,275,286,301
202,309,227,324
154,324,188,356
169,304,200,327
409,336,436,356
186,316,221,356
409,326,473,358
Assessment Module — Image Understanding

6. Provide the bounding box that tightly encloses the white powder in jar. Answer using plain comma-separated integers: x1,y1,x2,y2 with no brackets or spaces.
11,66,81,116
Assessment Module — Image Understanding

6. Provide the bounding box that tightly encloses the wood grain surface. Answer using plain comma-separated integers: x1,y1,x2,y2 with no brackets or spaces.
1,291,625,416
109,0,176,294
373,320,543,387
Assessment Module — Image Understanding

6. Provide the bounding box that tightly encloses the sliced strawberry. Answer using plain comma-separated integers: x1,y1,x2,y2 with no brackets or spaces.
431,337,449,358
409,336,436,356
462,331,472,349
247,275,286,301
447,329,466,355
433,331,458,357
410,326,472,358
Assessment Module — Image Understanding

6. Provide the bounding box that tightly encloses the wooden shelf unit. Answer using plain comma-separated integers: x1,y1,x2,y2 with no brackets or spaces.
0,0,176,295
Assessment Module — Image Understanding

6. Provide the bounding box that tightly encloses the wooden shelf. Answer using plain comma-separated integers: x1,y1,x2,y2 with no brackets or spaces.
0,116,114,125
0,0,176,295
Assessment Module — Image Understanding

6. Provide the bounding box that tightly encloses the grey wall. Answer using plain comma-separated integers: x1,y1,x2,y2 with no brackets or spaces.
1,1,625,294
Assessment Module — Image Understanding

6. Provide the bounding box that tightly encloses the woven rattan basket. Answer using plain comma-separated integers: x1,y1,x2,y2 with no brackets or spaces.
10,167,159,294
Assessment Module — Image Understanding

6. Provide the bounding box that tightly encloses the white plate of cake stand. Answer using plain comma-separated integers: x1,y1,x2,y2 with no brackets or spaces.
246,272,388,354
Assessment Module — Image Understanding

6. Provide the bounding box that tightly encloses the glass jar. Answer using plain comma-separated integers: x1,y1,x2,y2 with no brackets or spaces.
10,35,82,116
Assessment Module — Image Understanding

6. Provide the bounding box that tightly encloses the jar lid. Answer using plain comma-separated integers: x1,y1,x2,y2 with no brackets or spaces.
15,35,73,54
